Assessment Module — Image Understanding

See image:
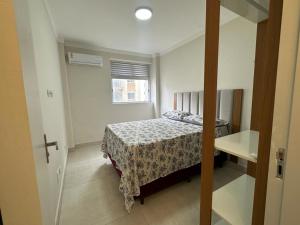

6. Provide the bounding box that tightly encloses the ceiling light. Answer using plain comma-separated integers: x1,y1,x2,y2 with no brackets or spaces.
135,7,152,21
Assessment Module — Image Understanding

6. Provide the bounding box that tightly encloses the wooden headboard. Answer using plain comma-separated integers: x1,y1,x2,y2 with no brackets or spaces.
173,89,243,133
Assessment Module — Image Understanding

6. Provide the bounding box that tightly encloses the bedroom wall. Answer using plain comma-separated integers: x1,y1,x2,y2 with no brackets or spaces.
151,54,161,117
58,43,75,148
160,17,257,131
64,46,154,145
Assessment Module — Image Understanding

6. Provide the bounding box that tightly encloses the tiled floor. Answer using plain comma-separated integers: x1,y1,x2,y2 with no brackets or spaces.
59,143,243,225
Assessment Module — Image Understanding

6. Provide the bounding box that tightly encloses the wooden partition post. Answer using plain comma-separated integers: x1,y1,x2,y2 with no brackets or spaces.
251,0,283,224
229,89,244,163
247,19,269,177
247,20,268,178
231,89,244,133
200,0,220,224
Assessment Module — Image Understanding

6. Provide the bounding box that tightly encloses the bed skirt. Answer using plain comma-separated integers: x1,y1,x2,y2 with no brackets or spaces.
107,152,227,204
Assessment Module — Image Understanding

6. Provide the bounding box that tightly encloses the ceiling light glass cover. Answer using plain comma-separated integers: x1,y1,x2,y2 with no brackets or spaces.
135,7,152,21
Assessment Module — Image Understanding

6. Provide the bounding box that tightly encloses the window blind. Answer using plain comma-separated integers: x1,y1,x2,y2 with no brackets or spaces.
111,61,150,80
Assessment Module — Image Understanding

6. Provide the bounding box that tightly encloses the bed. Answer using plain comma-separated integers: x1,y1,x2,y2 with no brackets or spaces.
101,89,243,212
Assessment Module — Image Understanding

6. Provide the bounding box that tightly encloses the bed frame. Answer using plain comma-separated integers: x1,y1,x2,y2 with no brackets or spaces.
108,89,243,204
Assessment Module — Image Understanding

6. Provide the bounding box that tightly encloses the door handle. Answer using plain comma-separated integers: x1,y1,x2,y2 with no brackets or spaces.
44,134,59,163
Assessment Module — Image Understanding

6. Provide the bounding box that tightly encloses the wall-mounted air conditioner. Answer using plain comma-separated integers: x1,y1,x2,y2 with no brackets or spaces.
67,52,103,67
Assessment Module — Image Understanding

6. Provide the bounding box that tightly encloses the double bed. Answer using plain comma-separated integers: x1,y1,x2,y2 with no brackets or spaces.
101,89,243,211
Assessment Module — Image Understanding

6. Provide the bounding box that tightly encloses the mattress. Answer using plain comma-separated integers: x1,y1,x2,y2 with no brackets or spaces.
101,118,230,211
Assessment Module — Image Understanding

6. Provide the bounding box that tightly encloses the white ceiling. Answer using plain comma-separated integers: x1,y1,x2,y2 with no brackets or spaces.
46,0,238,55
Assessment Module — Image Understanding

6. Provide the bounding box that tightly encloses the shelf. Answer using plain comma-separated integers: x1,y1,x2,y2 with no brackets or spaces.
212,174,255,225
213,220,230,225
215,130,259,163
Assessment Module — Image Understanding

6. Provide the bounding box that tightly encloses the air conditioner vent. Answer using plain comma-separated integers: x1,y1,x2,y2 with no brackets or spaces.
67,52,103,67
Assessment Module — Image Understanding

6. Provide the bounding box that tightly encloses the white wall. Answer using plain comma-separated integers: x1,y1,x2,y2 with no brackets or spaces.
64,46,155,145
151,54,161,117
59,43,75,148
160,17,257,131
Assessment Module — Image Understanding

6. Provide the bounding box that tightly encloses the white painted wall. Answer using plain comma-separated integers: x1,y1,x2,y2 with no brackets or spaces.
64,46,155,145
58,43,75,148
14,0,69,224
151,54,161,118
160,17,257,131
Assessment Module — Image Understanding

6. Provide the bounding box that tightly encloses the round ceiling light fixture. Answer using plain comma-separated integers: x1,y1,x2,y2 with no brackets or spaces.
135,7,153,21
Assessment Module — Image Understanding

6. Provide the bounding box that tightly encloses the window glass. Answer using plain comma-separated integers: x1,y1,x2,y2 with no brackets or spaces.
112,79,149,103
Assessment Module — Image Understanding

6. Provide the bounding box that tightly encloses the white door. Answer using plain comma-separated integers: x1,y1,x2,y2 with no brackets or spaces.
279,35,300,225
264,1,300,224
13,0,68,225
14,2,52,225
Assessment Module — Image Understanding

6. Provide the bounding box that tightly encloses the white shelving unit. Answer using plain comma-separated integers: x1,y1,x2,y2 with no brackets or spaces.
215,130,259,163
212,130,259,225
213,175,255,225
213,219,230,225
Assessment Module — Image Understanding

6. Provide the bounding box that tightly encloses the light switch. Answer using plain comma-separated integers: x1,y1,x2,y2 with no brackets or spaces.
47,89,54,98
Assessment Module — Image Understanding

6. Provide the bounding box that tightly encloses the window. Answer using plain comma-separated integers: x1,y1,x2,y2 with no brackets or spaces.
111,61,150,103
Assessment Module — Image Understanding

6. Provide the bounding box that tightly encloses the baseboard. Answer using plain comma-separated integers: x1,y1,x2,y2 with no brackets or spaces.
54,150,68,225
74,141,101,149
68,147,76,152
54,141,101,224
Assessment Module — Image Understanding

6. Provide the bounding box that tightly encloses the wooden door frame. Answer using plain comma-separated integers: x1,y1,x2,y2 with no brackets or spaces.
200,0,283,224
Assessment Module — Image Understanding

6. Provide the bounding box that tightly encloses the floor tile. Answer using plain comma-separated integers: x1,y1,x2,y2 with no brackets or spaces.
59,143,243,225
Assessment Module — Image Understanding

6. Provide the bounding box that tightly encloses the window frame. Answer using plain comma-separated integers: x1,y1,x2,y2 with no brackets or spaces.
110,60,151,104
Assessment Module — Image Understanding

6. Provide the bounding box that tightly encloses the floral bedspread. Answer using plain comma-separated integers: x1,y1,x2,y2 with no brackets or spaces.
101,118,229,211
